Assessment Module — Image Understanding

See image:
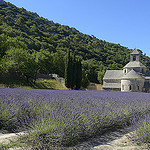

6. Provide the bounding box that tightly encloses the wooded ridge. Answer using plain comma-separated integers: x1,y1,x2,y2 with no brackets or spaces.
0,1,150,84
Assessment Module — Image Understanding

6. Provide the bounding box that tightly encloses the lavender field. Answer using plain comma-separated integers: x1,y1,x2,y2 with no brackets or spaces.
0,88,150,149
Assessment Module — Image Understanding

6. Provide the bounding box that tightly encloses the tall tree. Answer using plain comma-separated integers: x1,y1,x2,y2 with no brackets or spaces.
65,50,72,88
81,69,89,88
75,59,82,90
2,48,36,82
71,54,76,89
97,70,105,84
65,52,82,90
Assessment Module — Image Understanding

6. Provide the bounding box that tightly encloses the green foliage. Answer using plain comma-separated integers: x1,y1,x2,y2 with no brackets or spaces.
34,80,67,90
97,70,105,84
2,48,36,81
65,51,72,88
0,2,150,84
135,121,150,144
75,59,82,90
0,34,8,58
0,77,67,90
65,51,82,89
53,52,65,77
81,69,90,88
37,49,54,74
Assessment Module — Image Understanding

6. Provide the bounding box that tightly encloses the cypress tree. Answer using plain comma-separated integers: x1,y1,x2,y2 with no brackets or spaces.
75,59,82,90
65,52,82,90
71,54,76,89
65,50,72,88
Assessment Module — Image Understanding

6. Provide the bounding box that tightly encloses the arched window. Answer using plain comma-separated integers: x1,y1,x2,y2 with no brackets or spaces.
129,85,132,91
137,86,140,91
133,55,136,61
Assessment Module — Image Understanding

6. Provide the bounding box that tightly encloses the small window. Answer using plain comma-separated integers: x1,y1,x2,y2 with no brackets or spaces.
129,85,132,91
133,55,136,61
122,85,124,90
137,86,140,91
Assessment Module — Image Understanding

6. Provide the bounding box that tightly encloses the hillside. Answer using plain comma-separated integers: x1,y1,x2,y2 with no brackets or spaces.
0,0,150,83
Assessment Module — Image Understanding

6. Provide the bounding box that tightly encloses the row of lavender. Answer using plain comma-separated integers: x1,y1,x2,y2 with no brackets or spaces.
0,88,150,148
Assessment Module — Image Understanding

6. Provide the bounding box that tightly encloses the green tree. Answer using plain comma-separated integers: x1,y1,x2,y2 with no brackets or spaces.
53,52,65,77
75,59,82,90
81,69,89,88
2,48,36,82
65,51,72,88
38,49,54,74
97,70,105,84
15,14,25,26
0,34,8,58
87,67,98,83
30,24,38,36
71,54,76,89
65,52,82,90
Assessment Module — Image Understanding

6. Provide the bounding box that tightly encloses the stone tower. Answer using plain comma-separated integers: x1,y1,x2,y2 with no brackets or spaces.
123,48,147,74
130,48,140,61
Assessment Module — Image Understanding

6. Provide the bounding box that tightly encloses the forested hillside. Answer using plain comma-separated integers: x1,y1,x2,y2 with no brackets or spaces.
0,1,150,84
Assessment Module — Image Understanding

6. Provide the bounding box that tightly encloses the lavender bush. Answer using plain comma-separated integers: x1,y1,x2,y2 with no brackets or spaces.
0,88,150,148
127,113,150,146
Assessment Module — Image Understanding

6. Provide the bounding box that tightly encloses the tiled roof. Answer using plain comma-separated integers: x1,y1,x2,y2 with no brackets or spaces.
122,69,144,79
123,61,146,68
131,48,139,55
103,70,123,80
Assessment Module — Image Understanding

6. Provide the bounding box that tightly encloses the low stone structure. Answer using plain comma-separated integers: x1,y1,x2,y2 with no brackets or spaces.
37,73,65,87
103,48,150,92
87,83,102,90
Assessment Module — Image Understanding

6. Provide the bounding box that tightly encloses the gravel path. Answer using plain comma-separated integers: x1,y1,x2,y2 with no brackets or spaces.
0,129,149,150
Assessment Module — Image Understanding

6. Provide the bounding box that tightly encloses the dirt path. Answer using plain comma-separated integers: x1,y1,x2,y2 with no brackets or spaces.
0,131,30,150
67,128,149,150
93,132,148,150
0,129,149,150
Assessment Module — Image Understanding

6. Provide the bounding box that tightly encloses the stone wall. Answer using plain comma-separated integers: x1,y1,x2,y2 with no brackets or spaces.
55,77,65,87
37,73,66,87
121,79,145,92
36,73,53,80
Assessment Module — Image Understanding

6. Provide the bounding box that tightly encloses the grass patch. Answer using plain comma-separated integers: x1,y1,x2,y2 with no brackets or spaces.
0,139,29,150
33,79,67,90
0,77,67,90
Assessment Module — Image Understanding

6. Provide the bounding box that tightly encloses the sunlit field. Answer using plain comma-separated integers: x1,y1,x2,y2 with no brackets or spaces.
0,88,150,149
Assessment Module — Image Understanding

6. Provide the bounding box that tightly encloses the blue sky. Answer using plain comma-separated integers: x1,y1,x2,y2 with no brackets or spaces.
5,0,150,56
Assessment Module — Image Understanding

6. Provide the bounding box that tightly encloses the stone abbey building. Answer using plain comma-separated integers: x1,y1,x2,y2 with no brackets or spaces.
103,48,150,92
